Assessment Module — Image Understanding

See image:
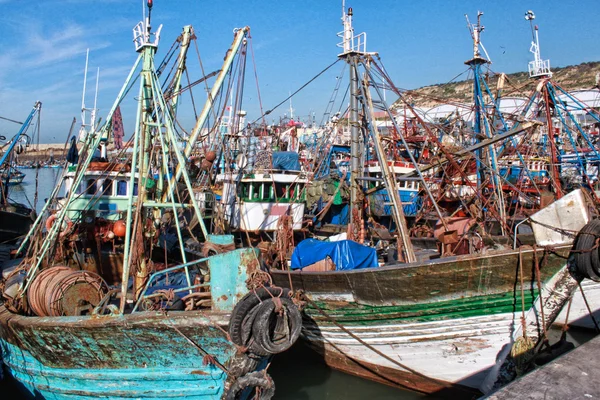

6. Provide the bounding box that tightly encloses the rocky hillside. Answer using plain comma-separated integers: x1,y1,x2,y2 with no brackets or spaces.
401,61,600,108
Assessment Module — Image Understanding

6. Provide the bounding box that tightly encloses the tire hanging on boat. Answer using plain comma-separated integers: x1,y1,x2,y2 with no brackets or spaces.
225,371,275,400
572,219,600,281
251,296,302,354
228,286,297,356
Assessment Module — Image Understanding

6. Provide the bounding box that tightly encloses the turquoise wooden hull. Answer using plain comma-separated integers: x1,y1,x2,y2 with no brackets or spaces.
0,307,256,399
3,342,225,399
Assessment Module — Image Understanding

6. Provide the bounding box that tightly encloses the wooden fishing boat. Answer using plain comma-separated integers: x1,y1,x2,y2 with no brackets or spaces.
0,3,301,399
271,8,591,396
1,168,25,185
0,202,33,244
0,103,39,243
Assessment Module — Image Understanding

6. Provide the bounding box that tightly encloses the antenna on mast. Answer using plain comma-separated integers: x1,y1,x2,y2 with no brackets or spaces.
337,1,368,55
133,0,162,51
465,11,491,63
92,67,100,131
81,49,89,124
525,10,552,78
78,50,100,141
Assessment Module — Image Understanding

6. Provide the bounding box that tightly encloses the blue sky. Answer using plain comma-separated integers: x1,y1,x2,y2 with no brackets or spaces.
0,0,598,143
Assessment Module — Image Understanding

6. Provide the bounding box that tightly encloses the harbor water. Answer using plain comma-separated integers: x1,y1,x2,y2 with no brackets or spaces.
1,167,596,399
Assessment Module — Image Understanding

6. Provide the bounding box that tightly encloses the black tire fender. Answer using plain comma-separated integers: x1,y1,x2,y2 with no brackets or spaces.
251,296,302,354
573,220,600,281
225,371,275,400
228,287,290,348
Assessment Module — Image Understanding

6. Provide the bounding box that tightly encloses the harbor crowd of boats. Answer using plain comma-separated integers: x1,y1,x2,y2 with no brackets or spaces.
1,2,600,399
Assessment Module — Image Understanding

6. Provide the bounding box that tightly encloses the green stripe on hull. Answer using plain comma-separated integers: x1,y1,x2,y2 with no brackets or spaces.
307,290,540,325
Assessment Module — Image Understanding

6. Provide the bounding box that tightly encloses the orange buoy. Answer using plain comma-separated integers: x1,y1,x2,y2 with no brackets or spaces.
205,151,217,162
113,220,127,237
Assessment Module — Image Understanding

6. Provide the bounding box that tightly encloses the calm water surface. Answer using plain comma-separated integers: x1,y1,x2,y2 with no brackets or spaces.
1,168,596,399
8,166,63,213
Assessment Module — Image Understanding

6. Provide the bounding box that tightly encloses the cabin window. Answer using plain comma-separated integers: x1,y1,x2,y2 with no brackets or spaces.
240,183,249,199
86,179,97,195
275,182,289,199
76,181,85,194
117,180,128,196
102,179,113,196
133,183,139,196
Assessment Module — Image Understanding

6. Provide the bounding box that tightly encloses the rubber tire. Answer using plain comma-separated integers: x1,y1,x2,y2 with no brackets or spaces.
581,220,600,277
251,297,302,354
228,287,290,347
573,220,600,281
225,371,275,400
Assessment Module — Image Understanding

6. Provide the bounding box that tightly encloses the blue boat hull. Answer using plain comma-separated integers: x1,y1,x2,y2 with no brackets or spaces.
0,306,257,399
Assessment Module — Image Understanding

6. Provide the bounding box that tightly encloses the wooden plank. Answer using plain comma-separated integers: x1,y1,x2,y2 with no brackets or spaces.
486,334,600,399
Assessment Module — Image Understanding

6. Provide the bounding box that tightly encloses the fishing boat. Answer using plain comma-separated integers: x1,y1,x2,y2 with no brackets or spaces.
0,3,301,399
1,167,25,185
271,7,590,396
0,103,40,244
509,11,600,331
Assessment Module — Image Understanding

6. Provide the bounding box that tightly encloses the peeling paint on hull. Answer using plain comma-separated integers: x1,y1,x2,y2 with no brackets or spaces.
0,307,243,399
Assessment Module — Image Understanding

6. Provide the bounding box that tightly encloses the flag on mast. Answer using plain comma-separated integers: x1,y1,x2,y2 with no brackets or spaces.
112,106,124,150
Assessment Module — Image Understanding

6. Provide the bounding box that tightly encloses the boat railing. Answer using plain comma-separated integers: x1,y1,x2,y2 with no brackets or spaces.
132,256,210,313
528,59,551,78
243,169,310,178
337,31,367,54
132,20,162,51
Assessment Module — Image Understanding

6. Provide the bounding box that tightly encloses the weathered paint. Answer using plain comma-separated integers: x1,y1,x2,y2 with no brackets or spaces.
271,244,575,394
0,247,264,399
554,278,600,329
3,341,225,399
206,234,235,246
209,248,260,312
0,307,243,399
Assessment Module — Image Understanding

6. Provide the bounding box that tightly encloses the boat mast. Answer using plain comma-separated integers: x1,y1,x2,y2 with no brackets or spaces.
338,4,362,241
465,11,506,234
166,26,250,194
525,10,563,198
338,4,415,261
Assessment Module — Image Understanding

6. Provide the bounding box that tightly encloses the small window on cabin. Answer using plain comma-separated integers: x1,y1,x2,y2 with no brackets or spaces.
264,183,274,201
86,179,97,195
275,182,287,199
117,180,127,196
291,184,301,201
102,179,113,196
133,183,139,196
251,183,261,200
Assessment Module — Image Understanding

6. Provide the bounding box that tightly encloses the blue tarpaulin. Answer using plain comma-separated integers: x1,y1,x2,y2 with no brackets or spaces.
291,239,378,271
272,151,301,171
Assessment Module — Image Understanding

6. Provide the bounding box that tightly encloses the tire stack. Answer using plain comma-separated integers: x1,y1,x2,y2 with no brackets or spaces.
226,286,302,399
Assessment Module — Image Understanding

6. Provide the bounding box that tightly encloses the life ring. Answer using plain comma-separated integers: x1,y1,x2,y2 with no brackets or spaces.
225,371,275,400
45,215,74,238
